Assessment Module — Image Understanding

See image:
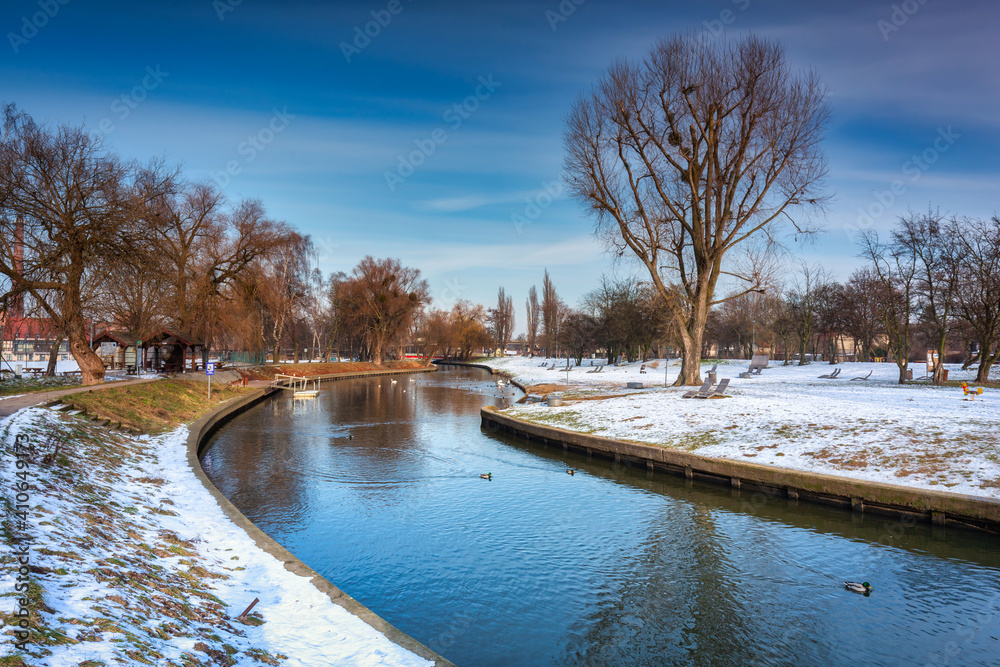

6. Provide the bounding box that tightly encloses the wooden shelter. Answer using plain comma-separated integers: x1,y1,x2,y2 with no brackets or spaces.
92,326,204,374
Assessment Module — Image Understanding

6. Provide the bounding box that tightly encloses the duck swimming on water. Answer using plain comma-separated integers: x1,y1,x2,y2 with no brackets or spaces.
844,581,873,594
480,473,492,480
567,469,576,475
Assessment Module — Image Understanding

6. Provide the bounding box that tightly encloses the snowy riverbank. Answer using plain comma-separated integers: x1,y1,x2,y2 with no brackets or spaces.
485,356,1000,500
0,406,434,666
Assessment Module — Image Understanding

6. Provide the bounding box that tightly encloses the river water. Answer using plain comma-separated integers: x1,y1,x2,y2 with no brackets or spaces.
202,366,1000,666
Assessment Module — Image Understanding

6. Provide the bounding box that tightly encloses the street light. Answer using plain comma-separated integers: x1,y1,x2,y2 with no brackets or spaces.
751,288,765,357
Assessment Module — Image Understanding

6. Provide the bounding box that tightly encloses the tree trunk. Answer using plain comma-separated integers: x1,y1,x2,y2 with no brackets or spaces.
67,321,104,385
976,349,997,383
45,335,64,377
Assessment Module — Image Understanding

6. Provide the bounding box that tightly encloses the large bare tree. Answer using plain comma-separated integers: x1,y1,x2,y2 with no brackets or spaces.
0,111,174,384
565,34,829,384
338,257,429,364
148,186,285,348
951,216,1000,383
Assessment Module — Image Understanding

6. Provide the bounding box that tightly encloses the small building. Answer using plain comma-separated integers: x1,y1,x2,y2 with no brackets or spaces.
91,326,205,374
0,316,71,367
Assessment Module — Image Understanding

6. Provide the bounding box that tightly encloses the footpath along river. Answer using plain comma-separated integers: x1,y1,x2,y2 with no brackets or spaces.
202,366,1000,666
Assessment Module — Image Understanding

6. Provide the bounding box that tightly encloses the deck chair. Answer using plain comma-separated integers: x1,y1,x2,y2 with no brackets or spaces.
546,363,556,370
594,365,604,373
706,364,717,375
850,370,873,381
682,379,712,398
818,367,841,379
698,378,730,399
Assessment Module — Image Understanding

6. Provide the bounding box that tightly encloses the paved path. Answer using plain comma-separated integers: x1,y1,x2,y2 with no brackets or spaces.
0,378,160,419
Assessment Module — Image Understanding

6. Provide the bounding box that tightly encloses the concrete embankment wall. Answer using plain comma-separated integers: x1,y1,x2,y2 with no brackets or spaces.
187,366,454,667
480,406,1000,534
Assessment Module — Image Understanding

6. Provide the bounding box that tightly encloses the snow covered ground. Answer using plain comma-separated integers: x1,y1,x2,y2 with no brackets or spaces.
0,407,433,666
486,356,1000,499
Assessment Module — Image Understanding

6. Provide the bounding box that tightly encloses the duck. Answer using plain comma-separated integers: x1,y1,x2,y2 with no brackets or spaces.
567,469,576,475
479,473,492,480
844,581,873,594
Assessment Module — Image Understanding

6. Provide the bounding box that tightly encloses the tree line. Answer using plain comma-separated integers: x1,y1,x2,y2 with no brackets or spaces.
0,104,434,384
706,209,1000,385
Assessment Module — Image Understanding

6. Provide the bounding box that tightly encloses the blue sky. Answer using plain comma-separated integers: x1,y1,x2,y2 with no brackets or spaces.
2,0,997,323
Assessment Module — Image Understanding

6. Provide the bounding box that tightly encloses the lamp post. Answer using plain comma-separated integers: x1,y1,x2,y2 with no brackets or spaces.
751,288,766,359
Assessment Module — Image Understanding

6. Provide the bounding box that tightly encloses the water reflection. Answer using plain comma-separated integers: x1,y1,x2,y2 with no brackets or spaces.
203,368,1000,667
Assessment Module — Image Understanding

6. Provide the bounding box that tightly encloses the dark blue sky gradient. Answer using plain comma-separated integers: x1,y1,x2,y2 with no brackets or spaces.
2,0,997,318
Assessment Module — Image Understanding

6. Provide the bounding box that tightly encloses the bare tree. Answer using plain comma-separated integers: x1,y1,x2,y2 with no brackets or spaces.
338,257,429,364
565,34,828,384
785,264,825,365
449,300,491,360
862,230,917,384
559,310,598,364
951,216,1000,382
258,232,311,364
541,269,562,356
525,286,540,356
487,287,515,355
0,113,174,384
842,268,883,363
893,208,958,384
148,186,285,349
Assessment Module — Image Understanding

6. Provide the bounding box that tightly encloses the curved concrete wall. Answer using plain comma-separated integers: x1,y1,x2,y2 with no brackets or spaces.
481,406,1000,533
187,368,454,667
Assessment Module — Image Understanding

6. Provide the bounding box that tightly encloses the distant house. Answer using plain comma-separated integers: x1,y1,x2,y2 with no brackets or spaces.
0,316,71,366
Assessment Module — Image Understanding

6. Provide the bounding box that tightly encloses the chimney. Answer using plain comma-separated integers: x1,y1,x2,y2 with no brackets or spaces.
11,216,24,319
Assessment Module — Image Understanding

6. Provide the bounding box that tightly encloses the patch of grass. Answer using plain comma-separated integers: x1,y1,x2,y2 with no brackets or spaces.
264,359,429,379
62,379,256,434
518,409,600,434
0,376,81,397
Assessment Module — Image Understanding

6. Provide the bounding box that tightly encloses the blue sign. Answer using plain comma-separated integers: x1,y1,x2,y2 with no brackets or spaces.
206,362,215,376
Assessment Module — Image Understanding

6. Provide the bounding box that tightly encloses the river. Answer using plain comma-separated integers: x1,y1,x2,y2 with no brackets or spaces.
202,366,1000,666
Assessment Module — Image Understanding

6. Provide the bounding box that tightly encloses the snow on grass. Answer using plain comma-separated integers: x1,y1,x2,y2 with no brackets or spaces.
486,356,1000,499
0,376,81,397
0,408,433,666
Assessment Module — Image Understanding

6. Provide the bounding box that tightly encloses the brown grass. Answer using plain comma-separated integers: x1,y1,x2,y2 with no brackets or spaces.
256,359,429,379
524,383,567,395
62,379,256,434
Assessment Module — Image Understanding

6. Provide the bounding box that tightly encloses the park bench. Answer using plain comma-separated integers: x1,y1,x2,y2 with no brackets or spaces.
748,355,769,375
697,378,731,399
